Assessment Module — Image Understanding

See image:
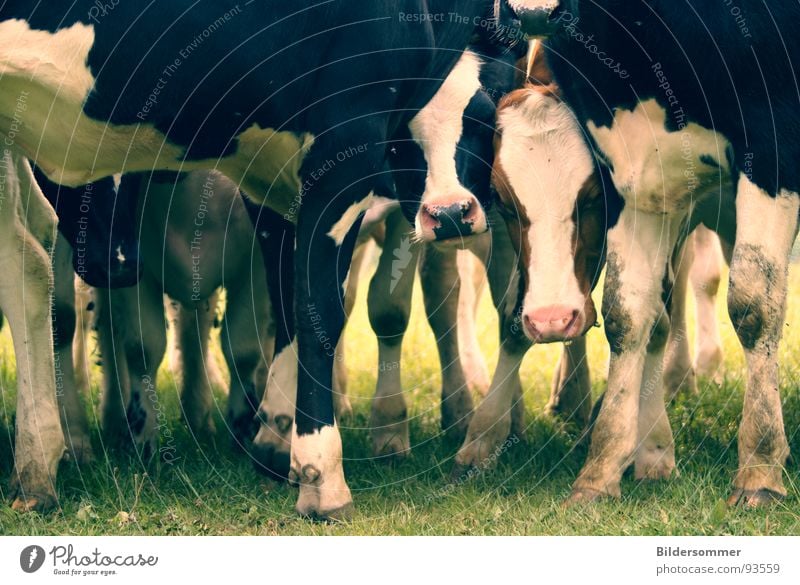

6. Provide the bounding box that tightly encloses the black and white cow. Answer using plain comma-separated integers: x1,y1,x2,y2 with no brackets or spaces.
0,1,532,517
518,1,800,507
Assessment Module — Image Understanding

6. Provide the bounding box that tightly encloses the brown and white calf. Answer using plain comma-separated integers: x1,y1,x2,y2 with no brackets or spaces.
455,43,733,477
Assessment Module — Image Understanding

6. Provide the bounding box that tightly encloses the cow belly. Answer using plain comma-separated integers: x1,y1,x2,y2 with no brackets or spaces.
588,99,733,213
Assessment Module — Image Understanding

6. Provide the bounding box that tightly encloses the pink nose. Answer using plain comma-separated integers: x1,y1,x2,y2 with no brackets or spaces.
523,305,583,343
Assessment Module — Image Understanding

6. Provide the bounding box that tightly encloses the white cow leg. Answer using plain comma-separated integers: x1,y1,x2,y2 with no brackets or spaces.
368,210,419,457
454,336,529,472
457,240,491,397
177,295,218,437
569,210,682,503
52,234,95,464
663,236,697,397
420,244,474,441
727,179,798,507
333,240,371,420
546,337,592,427
691,225,726,382
634,315,676,480
3,155,64,511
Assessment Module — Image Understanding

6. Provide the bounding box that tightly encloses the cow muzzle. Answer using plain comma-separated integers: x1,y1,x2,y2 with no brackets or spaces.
522,304,589,344
416,195,487,243
510,1,562,37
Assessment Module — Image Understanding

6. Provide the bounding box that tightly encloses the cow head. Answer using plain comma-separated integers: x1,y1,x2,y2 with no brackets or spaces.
36,169,143,289
492,44,619,343
403,50,495,247
505,1,569,37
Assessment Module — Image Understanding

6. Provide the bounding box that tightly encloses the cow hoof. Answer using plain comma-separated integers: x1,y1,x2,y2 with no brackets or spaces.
634,454,677,481
335,394,353,421
370,427,410,459
727,488,784,508
297,501,354,523
10,491,57,513
449,462,478,483
441,392,474,443
64,437,96,465
295,479,354,523
563,488,607,508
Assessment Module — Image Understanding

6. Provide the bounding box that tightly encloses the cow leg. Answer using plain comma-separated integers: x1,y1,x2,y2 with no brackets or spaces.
3,154,63,512
420,244,474,441
125,276,167,460
96,288,131,442
176,296,218,437
727,180,798,507
333,239,371,420
663,235,697,397
52,234,95,464
222,275,272,446
454,329,530,473
368,210,419,457
691,225,726,383
569,210,682,503
72,277,94,394
546,337,592,427
457,245,491,396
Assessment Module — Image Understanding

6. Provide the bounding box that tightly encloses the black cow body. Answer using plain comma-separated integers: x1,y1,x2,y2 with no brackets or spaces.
519,1,800,506
0,0,529,517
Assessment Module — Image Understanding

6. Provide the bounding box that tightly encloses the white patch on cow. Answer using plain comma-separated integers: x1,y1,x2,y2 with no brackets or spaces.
292,422,352,517
497,90,592,311
327,193,375,246
410,50,486,239
0,20,312,215
508,0,560,12
115,246,126,264
587,99,732,214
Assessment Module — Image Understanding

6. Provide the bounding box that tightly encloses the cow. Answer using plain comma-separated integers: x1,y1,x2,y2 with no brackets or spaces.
0,1,533,517
455,39,736,485
518,1,799,507
95,171,275,458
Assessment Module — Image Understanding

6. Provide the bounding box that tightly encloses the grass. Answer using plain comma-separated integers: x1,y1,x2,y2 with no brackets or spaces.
1,254,800,535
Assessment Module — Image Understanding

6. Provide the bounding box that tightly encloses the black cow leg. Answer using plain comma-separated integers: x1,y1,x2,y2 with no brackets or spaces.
291,189,366,521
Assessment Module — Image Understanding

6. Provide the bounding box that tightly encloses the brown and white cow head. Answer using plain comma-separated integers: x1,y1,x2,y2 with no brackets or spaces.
492,44,617,343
